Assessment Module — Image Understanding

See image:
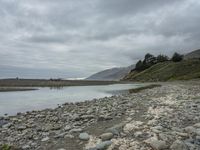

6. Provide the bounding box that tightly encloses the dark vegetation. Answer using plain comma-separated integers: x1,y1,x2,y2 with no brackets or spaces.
0,144,11,150
171,52,184,62
134,52,182,72
124,52,200,81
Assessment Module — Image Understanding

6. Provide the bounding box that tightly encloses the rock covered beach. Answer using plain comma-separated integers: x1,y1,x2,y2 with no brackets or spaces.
0,81,200,150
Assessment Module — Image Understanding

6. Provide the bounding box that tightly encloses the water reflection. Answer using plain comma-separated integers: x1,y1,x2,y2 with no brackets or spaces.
49,86,64,90
0,84,146,116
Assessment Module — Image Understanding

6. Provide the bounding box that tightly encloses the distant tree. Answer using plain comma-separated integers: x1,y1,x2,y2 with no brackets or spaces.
171,52,183,62
144,53,156,64
134,53,170,72
143,53,157,69
157,55,169,63
134,53,156,71
135,60,143,71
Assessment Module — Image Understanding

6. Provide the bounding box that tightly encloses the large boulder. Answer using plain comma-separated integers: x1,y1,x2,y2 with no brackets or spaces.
170,140,189,150
145,137,168,150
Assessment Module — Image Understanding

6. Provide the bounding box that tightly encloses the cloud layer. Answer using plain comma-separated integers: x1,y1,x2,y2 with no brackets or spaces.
0,0,200,78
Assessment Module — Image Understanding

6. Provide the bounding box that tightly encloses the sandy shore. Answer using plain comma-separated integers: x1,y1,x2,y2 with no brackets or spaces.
0,81,200,150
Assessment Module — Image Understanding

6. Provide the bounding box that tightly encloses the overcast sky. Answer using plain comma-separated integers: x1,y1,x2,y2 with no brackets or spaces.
0,0,200,78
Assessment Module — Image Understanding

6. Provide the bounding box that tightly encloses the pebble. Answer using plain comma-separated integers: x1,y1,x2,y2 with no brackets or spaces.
184,126,196,135
22,145,30,149
64,125,71,131
70,128,83,133
100,132,113,141
17,125,26,130
106,123,125,135
79,132,90,141
64,134,74,139
193,123,200,128
95,141,112,150
41,137,50,142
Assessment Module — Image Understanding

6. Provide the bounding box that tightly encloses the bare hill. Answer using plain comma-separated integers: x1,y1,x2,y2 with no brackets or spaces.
184,49,200,60
86,65,135,81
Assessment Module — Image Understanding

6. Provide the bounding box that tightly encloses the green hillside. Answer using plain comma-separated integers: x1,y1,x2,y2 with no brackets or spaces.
124,59,200,81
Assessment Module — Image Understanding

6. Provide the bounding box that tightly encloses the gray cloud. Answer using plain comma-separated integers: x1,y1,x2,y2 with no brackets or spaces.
0,0,200,78
97,0,180,17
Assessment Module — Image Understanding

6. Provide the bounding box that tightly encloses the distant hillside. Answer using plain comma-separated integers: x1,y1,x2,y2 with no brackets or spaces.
123,59,200,81
184,49,200,60
86,65,135,81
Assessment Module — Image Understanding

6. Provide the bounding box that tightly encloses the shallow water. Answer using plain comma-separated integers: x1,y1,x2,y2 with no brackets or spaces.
0,83,145,116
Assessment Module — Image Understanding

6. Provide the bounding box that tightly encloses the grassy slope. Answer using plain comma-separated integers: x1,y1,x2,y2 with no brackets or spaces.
124,59,200,81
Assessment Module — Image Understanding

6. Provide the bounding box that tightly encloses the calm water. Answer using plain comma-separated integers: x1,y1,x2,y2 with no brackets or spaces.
0,84,145,116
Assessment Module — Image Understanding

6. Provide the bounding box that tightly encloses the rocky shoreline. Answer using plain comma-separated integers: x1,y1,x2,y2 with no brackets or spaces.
0,81,200,150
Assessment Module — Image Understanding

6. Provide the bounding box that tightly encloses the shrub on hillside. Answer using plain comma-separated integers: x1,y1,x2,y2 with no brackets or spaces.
135,60,143,71
157,54,169,63
171,52,183,62
134,53,169,72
